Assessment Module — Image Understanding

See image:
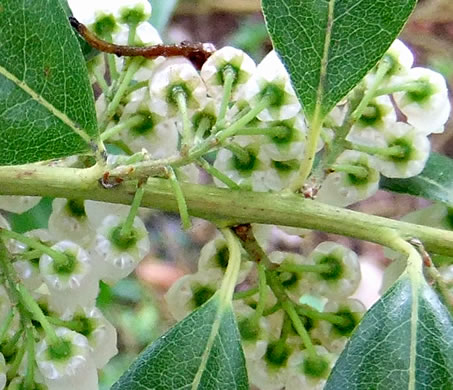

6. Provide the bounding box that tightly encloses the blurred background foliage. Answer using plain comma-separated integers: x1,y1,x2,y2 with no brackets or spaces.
5,0,452,388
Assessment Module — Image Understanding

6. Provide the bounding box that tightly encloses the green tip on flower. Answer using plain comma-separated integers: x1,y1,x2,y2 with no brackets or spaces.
119,5,148,25
407,79,435,103
302,354,329,379
52,252,76,275
47,339,72,361
192,284,216,308
332,308,361,336
93,14,117,37
213,245,230,270
110,225,138,251
65,199,87,219
318,255,343,281
239,317,260,341
265,341,291,368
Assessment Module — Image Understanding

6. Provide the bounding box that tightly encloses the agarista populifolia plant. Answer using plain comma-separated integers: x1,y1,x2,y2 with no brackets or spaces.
0,0,452,389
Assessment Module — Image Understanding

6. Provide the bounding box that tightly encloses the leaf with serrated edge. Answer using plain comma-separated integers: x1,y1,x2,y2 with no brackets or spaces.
261,0,416,122
111,294,248,390
381,152,453,205
325,262,453,389
0,0,98,166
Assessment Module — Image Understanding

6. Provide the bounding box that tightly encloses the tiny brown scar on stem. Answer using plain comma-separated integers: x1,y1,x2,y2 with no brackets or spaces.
69,16,216,69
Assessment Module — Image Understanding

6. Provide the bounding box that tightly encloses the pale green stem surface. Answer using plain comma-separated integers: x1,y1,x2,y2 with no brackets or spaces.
121,183,146,238
215,67,236,129
169,168,191,230
219,229,242,303
101,115,144,141
2,165,453,256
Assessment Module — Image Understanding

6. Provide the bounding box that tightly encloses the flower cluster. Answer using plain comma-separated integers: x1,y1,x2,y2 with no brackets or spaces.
166,239,365,389
0,0,451,389
0,197,149,389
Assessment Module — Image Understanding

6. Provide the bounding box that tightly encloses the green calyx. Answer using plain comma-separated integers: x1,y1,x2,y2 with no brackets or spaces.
110,225,138,251
318,255,343,281
302,354,329,379
119,5,148,25
213,244,230,270
232,147,258,173
93,14,118,37
192,284,216,308
130,111,155,136
407,79,435,103
332,308,361,336
388,138,413,162
65,199,86,219
47,339,72,361
168,84,191,107
52,252,76,275
265,341,291,368
238,317,260,341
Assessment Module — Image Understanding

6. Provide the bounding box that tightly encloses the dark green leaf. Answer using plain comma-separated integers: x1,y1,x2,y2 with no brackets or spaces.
149,0,179,34
261,0,416,121
0,0,98,166
381,152,453,205
325,273,453,389
58,0,100,60
111,294,248,390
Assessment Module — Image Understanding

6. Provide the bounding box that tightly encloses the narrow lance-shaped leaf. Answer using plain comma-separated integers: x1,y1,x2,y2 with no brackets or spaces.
111,294,248,390
381,152,453,205
261,0,417,122
112,229,248,390
325,262,453,388
0,0,98,166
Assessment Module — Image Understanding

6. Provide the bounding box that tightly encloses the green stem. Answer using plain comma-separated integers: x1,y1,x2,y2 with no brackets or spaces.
125,80,149,96
267,270,317,357
100,58,144,131
216,95,272,143
7,336,26,381
24,326,35,390
104,33,119,81
120,183,146,238
288,114,323,192
251,263,268,322
17,284,59,345
374,81,426,98
223,142,251,164
330,163,369,179
234,126,289,138
2,327,23,357
278,262,334,274
351,58,392,122
169,168,191,230
128,23,138,45
194,117,212,143
351,143,406,158
175,90,193,151
219,229,243,303
19,249,43,261
296,304,350,327
100,115,144,141
0,229,68,268
2,166,453,257
196,158,240,189
233,286,259,300
215,66,236,129
0,309,14,343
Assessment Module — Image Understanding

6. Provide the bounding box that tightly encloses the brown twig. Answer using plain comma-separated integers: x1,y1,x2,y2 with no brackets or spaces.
69,16,216,69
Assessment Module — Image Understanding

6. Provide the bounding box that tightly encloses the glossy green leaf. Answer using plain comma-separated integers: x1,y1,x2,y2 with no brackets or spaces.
325,270,453,389
111,294,248,390
381,152,453,205
261,0,416,122
0,0,98,166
